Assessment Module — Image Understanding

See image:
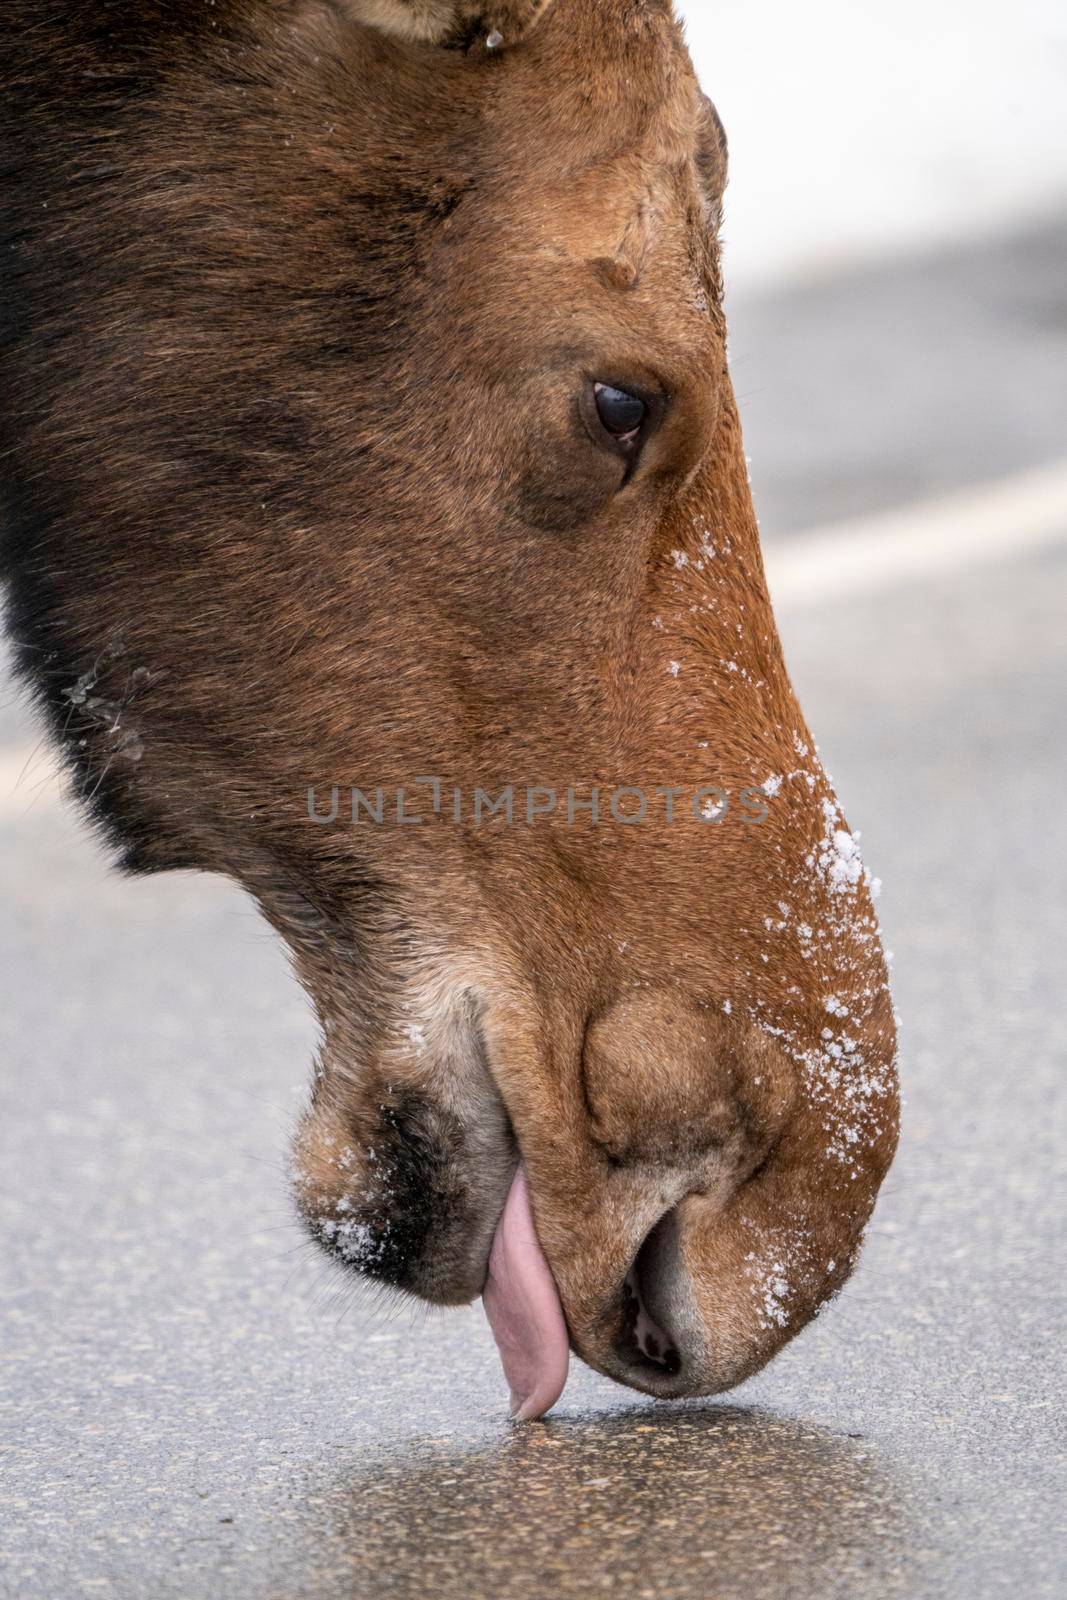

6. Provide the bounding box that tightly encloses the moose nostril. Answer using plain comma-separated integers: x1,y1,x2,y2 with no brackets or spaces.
619,1215,682,1377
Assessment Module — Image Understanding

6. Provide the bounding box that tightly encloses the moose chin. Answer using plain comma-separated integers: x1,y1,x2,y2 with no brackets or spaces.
0,0,899,1420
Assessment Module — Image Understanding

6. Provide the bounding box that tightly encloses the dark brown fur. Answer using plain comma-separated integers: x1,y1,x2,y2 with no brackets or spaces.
0,0,898,1399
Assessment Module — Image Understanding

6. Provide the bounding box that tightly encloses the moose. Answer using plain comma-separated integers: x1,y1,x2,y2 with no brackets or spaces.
0,0,898,1420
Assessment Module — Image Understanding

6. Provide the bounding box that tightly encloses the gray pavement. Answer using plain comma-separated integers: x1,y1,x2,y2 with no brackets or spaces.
730,215,1067,535
2,222,1066,1598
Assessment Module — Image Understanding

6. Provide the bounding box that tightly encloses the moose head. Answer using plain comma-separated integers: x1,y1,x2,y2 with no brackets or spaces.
0,0,898,1418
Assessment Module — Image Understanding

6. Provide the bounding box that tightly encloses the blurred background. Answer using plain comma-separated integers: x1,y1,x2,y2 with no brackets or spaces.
690,0,1067,291
688,0,1067,530
2,4,1065,1596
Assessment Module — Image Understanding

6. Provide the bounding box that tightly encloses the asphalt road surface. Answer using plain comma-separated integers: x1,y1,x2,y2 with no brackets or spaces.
2,222,1065,1598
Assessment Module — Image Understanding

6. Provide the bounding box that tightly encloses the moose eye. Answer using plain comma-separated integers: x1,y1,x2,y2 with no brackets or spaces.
593,382,648,440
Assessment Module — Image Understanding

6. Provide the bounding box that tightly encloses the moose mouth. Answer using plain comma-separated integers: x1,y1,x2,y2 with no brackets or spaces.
298,1083,693,1419
482,1166,684,1419
294,983,890,1414
482,1167,570,1421
620,1214,684,1380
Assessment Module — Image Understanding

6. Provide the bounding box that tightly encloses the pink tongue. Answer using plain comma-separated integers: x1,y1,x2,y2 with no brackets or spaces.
482,1167,570,1421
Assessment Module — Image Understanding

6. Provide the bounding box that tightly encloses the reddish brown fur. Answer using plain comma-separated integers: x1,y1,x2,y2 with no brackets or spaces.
0,0,898,1399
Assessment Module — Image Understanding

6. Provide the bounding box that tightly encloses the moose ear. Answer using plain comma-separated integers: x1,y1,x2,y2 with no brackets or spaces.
338,0,556,48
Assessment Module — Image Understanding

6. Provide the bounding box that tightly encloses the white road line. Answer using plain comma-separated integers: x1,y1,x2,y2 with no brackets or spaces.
765,458,1067,607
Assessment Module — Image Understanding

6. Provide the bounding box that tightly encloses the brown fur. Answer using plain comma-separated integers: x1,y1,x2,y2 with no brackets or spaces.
0,0,898,1399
